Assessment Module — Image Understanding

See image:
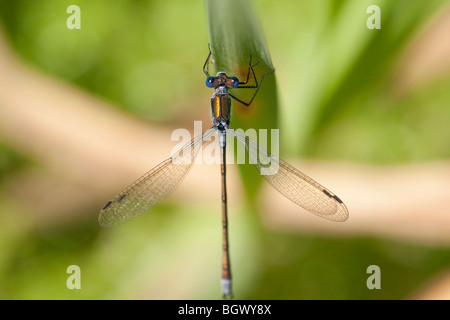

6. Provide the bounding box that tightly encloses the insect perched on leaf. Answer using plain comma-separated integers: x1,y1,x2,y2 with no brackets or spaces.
99,45,349,298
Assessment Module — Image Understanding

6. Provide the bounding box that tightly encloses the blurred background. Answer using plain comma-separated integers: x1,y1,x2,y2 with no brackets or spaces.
0,0,450,299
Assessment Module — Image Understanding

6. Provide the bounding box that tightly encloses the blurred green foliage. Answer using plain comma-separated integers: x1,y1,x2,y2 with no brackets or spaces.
0,0,449,300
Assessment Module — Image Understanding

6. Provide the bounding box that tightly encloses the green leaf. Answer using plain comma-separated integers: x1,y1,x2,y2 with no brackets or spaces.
205,0,278,203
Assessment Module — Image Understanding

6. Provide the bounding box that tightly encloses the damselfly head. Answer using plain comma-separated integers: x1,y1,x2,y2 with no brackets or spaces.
206,72,239,89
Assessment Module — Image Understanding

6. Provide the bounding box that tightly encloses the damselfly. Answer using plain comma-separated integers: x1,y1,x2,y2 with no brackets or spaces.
99,46,349,298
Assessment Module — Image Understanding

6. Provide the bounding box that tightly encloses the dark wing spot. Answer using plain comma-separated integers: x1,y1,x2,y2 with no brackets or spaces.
332,195,343,204
102,201,112,210
323,189,333,198
118,194,127,202
323,189,343,204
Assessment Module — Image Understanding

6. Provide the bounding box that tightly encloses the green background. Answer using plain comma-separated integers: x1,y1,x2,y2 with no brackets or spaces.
0,0,449,299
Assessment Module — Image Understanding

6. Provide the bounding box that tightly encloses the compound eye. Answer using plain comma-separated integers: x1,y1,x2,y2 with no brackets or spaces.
206,76,215,88
231,77,239,88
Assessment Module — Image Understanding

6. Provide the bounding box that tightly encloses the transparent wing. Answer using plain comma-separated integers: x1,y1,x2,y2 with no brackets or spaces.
99,128,217,227
228,128,349,222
